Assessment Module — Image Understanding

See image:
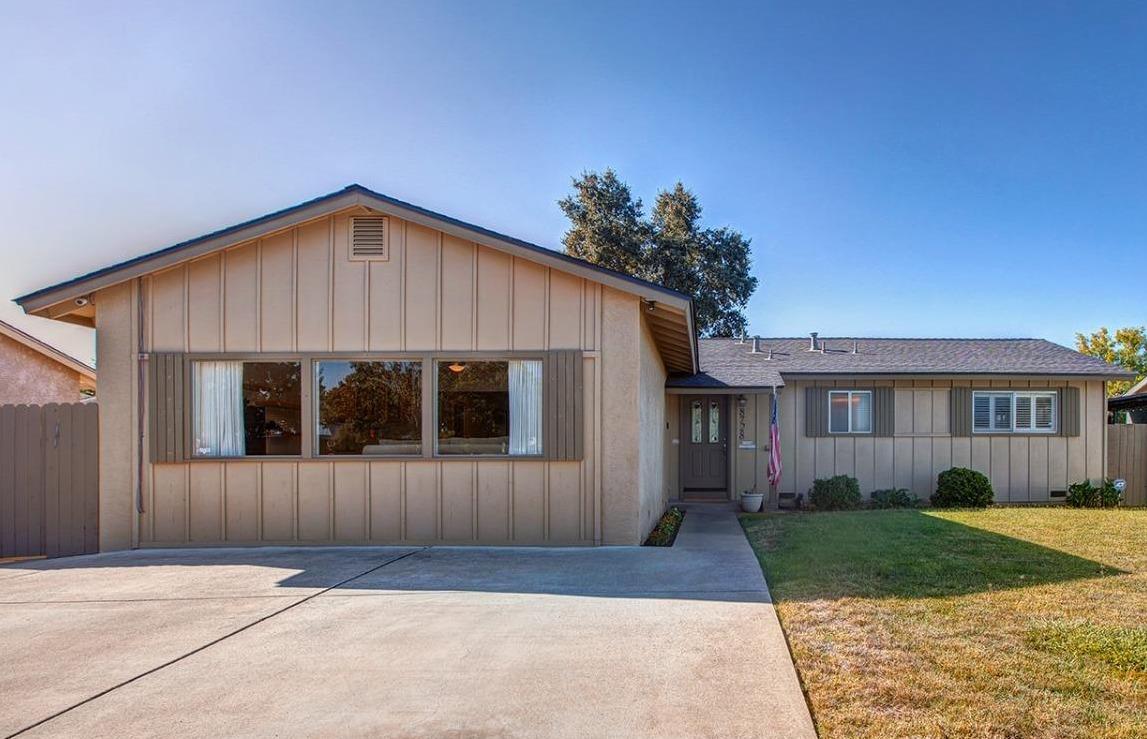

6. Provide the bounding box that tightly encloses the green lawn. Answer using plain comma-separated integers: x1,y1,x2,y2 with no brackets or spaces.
741,508,1147,739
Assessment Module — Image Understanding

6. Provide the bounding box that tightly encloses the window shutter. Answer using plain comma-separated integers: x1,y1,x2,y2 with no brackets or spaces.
805,387,828,437
349,216,389,260
544,350,583,460
1015,395,1033,430
1058,386,1080,436
1034,394,1054,430
148,352,187,463
873,387,895,436
951,387,973,436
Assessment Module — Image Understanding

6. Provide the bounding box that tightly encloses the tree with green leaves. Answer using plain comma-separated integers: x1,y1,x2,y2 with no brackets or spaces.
558,170,757,336
1075,326,1147,396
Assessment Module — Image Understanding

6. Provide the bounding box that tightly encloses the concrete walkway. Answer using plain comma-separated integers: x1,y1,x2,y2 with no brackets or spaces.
0,504,814,738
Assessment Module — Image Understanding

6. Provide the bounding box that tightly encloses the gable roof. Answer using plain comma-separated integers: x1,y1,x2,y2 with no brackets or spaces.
0,320,95,379
15,184,697,372
668,337,1134,388
1124,376,1147,396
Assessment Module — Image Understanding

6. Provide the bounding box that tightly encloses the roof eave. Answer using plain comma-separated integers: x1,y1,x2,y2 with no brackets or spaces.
776,370,1133,381
17,184,693,322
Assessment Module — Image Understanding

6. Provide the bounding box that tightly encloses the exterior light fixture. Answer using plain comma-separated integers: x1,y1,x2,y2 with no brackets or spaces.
448,362,466,373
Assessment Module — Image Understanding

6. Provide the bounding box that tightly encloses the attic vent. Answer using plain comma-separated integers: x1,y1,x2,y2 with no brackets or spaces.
349,216,389,261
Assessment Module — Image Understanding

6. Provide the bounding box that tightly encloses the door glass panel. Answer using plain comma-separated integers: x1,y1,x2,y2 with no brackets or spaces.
691,400,702,443
709,401,720,443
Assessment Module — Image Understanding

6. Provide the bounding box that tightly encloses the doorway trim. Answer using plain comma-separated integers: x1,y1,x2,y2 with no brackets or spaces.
678,394,730,500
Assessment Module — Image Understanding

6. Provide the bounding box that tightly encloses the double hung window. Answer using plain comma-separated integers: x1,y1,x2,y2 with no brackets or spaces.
828,390,872,434
973,391,1055,433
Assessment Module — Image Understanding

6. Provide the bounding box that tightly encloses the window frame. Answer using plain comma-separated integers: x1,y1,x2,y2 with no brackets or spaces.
432,356,546,459
187,356,307,460
182,351,556,461
972,390,1057,435
827,390,873,435
313,357,426,458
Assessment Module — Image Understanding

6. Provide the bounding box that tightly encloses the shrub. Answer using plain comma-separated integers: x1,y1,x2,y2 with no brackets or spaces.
931,467,994,508
1065,479,1122,509
869,488,920,509
809,475,862,510
643,506,686,546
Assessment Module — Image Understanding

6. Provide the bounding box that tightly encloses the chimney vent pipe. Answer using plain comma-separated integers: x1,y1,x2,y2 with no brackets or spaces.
809,332,819,352
752,336,761,353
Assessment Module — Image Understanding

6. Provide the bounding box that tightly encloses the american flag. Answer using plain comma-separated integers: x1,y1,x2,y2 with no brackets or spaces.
767,389,782,488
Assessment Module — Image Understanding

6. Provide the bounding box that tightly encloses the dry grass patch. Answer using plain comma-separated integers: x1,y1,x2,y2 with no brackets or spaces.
741,508,1147,739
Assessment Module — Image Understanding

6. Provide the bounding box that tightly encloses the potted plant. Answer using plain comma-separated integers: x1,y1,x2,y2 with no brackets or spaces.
740,488,765,513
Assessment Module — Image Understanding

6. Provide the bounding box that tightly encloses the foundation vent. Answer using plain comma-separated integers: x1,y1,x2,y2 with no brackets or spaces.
349,216,389,261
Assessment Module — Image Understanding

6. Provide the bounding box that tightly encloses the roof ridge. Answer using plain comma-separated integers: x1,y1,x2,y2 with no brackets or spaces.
699,336,1049,342
18,183,691,307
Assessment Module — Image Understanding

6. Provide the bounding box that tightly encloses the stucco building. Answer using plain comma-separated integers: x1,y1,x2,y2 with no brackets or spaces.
0,320,94,405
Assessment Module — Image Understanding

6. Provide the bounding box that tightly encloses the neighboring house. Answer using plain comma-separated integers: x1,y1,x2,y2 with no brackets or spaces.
16,186,1132,551
0,319,95,404
1108,376,1147,423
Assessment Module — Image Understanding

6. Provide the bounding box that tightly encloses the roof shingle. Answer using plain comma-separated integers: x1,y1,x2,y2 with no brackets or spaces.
668,337,1133,388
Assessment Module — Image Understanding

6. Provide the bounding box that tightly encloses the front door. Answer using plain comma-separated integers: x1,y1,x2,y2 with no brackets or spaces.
680,395,728,499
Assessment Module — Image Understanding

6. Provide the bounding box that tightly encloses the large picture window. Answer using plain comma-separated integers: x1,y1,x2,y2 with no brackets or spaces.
436,360,542,455
828,390,872,434
316,360,422,455
192,361,302,457
973,391,1055,433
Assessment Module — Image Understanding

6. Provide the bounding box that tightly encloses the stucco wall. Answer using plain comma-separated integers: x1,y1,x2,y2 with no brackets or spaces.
94,281,138,550
0,333,86,404
599,288,641,545
88,209,667,549
636,317,668,540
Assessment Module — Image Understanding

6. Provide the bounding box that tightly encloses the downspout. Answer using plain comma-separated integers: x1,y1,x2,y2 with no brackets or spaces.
136,278,147,526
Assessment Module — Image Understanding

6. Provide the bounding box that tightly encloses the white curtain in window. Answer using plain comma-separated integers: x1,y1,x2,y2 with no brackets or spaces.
508,360,543,455
193,361,245,457
851,391,872,433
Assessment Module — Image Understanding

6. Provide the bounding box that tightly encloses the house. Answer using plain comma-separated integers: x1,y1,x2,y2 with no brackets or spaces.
1108,376,1147,423
0,319,95,404
672,335,1129,506
16,186,1132,551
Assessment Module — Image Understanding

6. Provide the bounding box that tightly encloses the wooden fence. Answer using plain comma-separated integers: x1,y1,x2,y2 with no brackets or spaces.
0,403,99,558
1109,425,1147,507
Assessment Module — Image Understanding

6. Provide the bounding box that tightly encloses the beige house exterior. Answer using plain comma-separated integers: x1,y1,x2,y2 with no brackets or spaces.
669,377,1107,505
667,337,1125,506
0,320,95,404
18,186,691,550
17,186,1131,552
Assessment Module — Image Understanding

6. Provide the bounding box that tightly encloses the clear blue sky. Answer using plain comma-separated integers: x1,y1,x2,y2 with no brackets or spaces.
2,1,1144,362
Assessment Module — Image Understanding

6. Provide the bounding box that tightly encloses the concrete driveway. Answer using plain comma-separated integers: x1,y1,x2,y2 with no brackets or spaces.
0,505,814,738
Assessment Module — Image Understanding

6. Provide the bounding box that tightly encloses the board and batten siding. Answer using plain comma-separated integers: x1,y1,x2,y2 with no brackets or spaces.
775,378,1106,502
94,208,651,548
